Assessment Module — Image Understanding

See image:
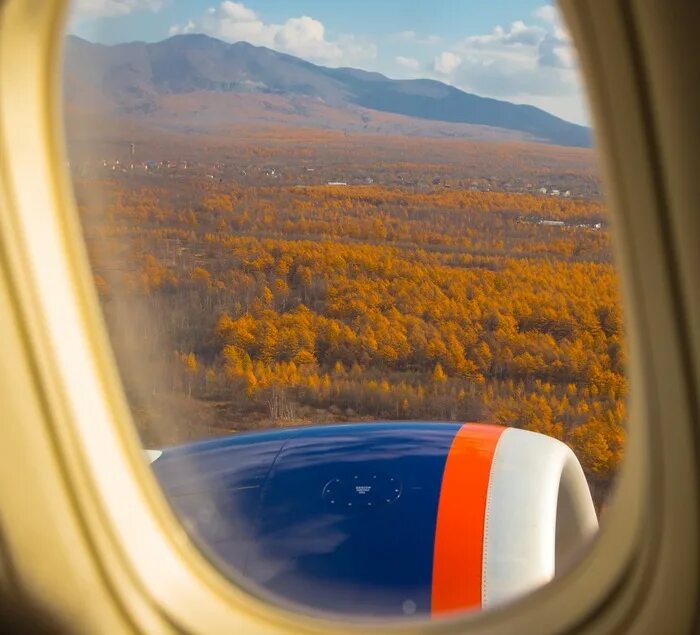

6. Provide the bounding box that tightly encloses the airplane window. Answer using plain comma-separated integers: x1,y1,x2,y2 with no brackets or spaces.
64,0,625,621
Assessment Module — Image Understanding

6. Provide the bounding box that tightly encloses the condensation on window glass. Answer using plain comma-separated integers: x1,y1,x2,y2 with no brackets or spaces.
64,0,625,621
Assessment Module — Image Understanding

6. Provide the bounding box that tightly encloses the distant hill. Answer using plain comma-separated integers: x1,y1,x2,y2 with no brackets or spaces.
63,34,591,148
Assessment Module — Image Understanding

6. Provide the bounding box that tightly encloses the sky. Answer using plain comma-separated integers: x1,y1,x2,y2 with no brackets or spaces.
68,1,590,125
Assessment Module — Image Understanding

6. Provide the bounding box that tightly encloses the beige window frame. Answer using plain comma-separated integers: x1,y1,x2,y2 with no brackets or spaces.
0,0,697,633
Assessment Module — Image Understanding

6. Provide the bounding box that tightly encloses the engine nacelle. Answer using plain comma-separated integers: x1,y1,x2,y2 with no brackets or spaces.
151,423,597,618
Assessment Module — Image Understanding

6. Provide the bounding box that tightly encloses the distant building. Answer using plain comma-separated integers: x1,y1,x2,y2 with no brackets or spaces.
550,189,561,197
539,219,565,227
538,187,548,194
327,181,348,186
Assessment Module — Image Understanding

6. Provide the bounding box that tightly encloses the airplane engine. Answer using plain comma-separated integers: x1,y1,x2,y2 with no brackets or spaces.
151,423,597,618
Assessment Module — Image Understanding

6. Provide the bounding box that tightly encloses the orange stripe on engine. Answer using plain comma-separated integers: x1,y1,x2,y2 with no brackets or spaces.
431,423,505,616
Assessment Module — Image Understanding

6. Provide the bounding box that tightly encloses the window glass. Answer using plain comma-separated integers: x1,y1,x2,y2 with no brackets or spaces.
65,0,625,620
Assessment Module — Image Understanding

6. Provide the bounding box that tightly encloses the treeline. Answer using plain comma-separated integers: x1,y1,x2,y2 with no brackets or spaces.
81,181,611,261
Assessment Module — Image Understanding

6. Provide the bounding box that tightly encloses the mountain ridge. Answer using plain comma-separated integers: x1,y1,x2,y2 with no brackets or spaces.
64,33,591,148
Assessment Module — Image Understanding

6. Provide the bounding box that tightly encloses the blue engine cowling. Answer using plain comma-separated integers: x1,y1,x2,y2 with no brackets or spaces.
151,422,597,618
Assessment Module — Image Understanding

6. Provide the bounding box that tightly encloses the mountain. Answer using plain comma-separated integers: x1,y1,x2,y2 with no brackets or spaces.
63,34,591,148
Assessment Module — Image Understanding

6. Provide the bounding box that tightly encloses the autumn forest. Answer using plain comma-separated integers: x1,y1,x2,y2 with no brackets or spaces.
72,127,625,504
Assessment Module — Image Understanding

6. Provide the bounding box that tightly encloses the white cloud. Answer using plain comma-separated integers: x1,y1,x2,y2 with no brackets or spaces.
534,4,558,24
395,56,420,71
433,51,462,75
218,0,256,22
538,32,575,69
71,0,162,19
450,19,575,72
430,11,585,123
464,21,545,49
169,2,376,65
169,20,195,36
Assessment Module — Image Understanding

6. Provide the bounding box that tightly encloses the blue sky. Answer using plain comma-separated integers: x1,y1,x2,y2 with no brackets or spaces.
69,1,589,124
